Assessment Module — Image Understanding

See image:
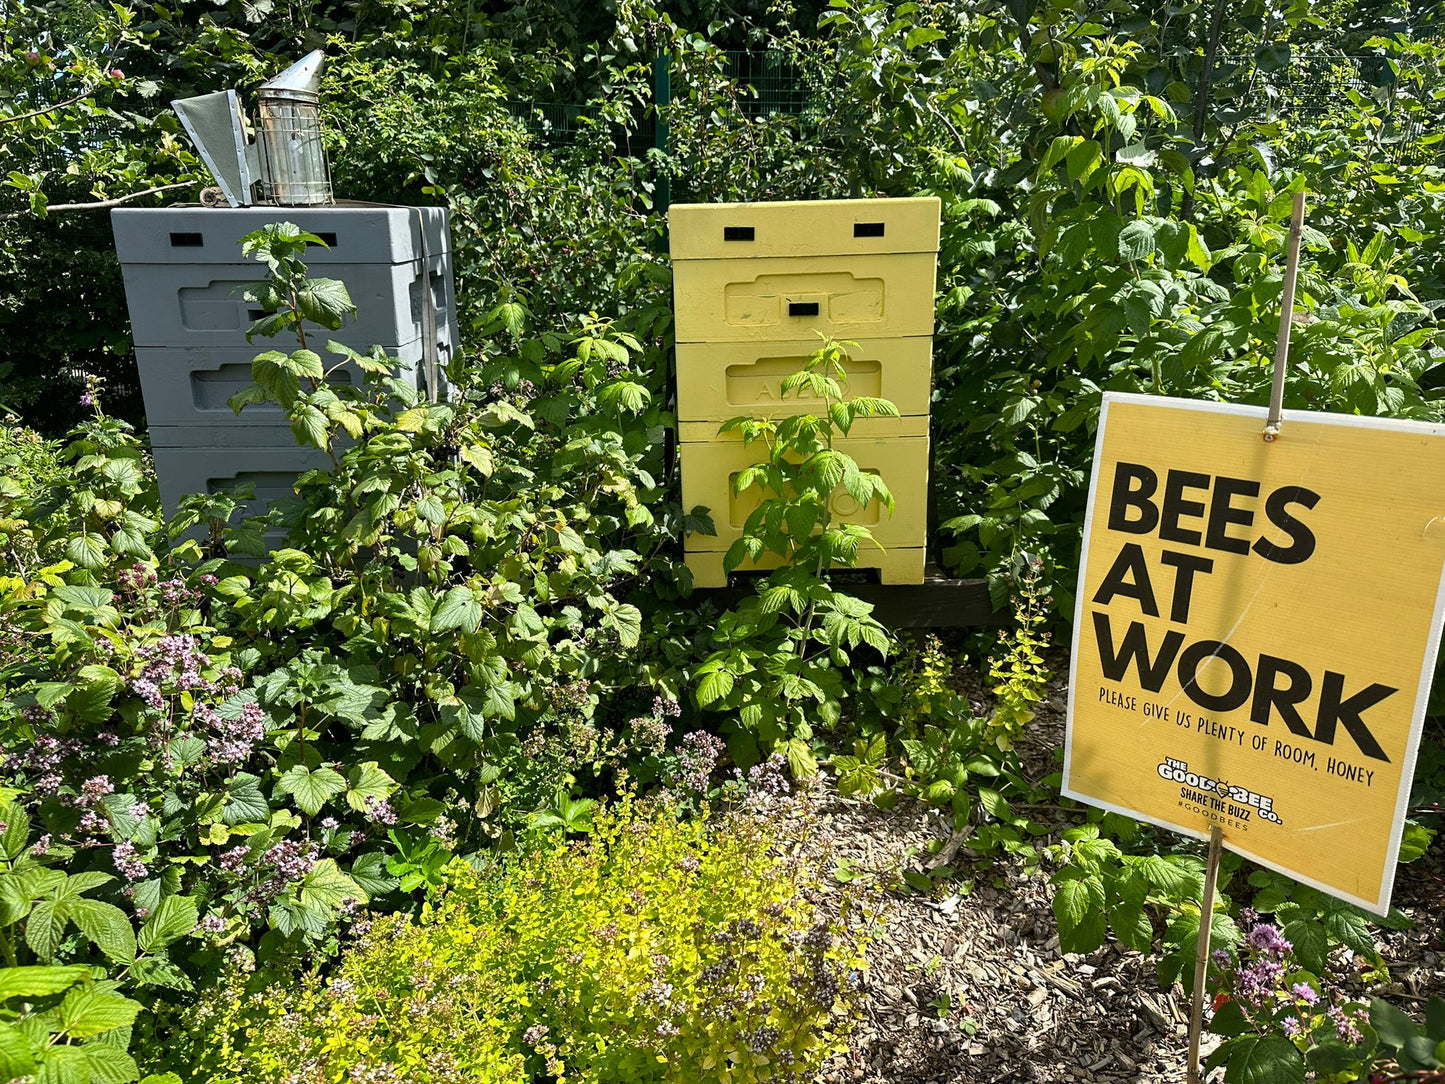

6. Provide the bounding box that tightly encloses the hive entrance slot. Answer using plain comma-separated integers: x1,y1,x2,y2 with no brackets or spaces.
853,222,885,238
723,226,755,242
169,232,204,247
788,301,820,317
309,232,338,247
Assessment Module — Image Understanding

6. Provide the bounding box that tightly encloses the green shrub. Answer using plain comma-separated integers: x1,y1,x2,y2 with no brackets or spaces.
0,423,60,499
175,793,867,1084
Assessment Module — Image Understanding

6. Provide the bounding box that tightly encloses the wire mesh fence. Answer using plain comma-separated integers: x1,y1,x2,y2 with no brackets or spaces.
1207,51,1445,164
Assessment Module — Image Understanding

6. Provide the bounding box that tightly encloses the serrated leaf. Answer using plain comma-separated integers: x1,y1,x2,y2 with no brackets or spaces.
137,896,197,953
1110,903,1153,953
0,965,89,1000
349,852,397,897
1305,1041,1355,1074
1118,219,1156,262
25,900,66,961
294,278,353,330
1373,998,1420,1050
1283,917,1329,974
0,1021,36,1079
696,670,734,707
1221,1035,1305,1084
80,1043,139,1084
275,765,347,816
58,986,140,1038
300,858,366,912
1210,999,1252,1038
431,586,483,633
1053,876,1107,953
345,762,396,814
221,774,269,826
64,534,107,571
70,900,136,964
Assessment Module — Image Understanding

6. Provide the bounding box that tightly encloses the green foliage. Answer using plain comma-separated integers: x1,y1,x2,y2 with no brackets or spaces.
1206,914,1377,1084
0,796,195,1084
983,557,1052,753
1048,819,1230,982
168,795,867,1084
692,340,896,770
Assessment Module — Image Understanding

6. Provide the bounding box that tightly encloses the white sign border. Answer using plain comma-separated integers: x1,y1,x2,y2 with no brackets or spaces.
1062,392,1445,916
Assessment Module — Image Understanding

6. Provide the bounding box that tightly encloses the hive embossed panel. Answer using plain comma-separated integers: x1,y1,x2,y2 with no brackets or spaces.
119,257,453,350
671,253,936,344
133,340,444,430
678,435,930,552
675,336,933,437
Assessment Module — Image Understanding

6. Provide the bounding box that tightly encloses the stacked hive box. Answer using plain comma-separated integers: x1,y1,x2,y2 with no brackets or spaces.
111,205,457,522
668,197,941,588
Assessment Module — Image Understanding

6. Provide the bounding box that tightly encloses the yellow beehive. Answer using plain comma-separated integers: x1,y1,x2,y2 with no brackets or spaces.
674,336,933,439
669,197,940,586
679,435,929,552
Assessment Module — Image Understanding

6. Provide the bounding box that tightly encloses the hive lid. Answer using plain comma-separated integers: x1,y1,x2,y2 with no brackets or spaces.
668,197,941,260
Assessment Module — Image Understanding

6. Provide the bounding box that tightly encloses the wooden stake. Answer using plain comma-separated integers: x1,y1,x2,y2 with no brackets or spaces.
1187,824,1225,1084
1263,192,1307,441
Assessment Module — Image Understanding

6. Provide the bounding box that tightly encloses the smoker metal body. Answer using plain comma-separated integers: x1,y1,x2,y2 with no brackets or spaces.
171,51,332,207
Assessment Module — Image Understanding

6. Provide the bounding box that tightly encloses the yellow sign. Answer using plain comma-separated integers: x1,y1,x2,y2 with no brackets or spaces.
1065,393,1445,915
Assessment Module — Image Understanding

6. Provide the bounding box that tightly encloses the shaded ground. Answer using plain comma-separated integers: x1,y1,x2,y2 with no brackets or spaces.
790,655,1445,1083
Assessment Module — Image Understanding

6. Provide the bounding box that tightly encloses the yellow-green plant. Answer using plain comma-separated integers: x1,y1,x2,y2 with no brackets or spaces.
984,557,1052,752
166,794,867,1084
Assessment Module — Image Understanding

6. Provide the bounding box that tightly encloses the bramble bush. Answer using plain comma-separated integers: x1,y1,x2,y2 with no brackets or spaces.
166,790,869,1084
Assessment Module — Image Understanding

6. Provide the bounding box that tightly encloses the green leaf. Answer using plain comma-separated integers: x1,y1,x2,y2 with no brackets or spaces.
0,965,89,1000
344,762,397,814
137,896,198,953
1053,876,1107,953
1,806,31,860
275,765,347,816
64,534,107,571
25,900,67,961
80,1044,140,1084
1304,1042,1356,1075
70,900,136,964
431,586,483,633
0,1021,36,1080
288,349,324,378
1283,917,1329,974
127,958,194,992
601,603,642,649
34,1044,88,1084
294,278,354,329
783,737,818,778
1117,219,1156,262
348,852,398,898
1373,998,1421,1050
1210,999,1252,1038
697,669,735,707
290,404,329,449
58,986,141,1038
1221,1035,1305,1084
300,858,367,912
1110,903,1154,954
221,774,270,826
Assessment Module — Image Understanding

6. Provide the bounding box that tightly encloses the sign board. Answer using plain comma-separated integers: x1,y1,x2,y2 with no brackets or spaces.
1064,393,1445,915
